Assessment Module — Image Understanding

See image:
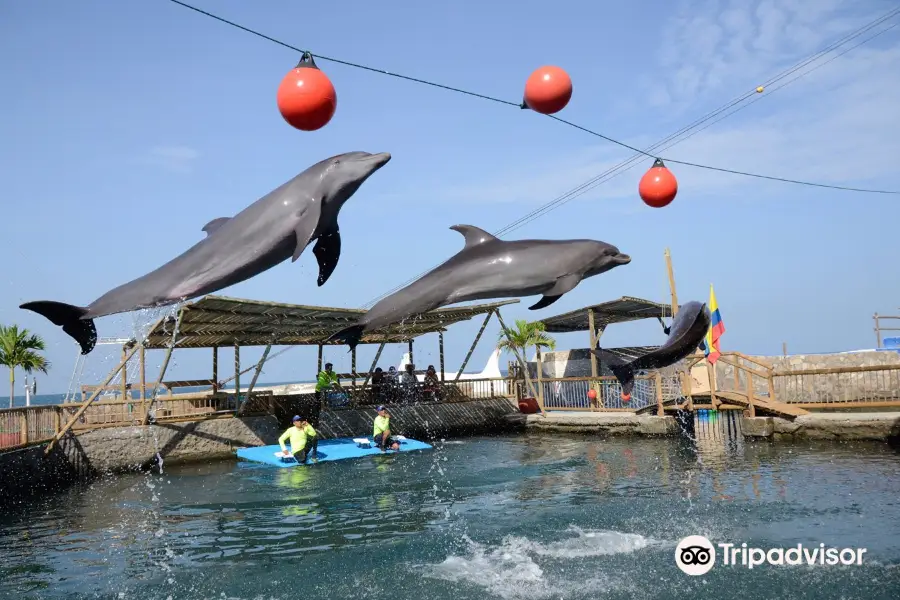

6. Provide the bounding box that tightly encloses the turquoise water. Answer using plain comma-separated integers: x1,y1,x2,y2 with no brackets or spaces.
1,430,899,599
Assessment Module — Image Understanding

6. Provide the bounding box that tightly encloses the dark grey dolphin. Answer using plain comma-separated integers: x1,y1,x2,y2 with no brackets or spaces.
328,224,631,349
21,151,392,354
591,300,710,400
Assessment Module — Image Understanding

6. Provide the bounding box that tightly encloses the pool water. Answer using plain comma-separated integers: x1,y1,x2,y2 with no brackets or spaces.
1,423,899,599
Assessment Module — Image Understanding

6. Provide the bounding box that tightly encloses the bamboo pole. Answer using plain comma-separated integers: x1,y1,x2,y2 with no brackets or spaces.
142,313,184,425
212,345,218,392
439,331,445,382
407,340,414,367
234,341,241,416
655,372,664,416
665,247,679,317
120,345,128,401
351,346,357,389
361,342,386,387
588,309,598,378
46,345,138,453
317,344,323,374
535,347,546,415
139,344,146,411
455,311,493,381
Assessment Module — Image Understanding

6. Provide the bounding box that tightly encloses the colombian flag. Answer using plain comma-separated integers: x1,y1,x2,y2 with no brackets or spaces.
699,284,724,364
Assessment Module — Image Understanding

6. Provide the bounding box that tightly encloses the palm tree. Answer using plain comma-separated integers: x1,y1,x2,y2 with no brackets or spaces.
497,319,556,361
0,325,50,408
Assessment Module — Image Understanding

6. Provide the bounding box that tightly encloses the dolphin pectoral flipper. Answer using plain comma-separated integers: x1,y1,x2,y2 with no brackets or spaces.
528,273,581,310
291,205,322,263
201,217,231,236
313,225,341,286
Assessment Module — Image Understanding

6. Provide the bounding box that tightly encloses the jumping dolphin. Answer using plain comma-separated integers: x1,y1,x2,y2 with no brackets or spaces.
20,151,392,354
328,224,631,349
591,300,710,400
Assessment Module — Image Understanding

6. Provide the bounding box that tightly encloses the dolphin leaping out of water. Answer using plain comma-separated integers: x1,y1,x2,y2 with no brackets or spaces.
328,224,631,349
21,151,392,355
591,300,711,400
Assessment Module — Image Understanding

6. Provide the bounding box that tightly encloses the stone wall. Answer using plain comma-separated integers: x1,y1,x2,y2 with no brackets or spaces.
0,397,522,505
0,416,281,505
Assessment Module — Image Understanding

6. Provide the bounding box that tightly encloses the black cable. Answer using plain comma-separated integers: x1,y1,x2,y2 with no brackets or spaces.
360,14,900,306
165,0,899,197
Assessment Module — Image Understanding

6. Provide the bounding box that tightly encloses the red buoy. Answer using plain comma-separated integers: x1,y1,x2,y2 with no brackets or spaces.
276,53,337,131
638,158,678,208
522,65,572,114
587,389,597,401
621,392,631,403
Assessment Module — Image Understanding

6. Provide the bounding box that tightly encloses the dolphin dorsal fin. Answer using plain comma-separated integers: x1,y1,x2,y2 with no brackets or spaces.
202,217,231,237
449,225,498,248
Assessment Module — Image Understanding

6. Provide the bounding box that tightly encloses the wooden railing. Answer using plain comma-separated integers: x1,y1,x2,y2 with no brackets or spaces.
771,363,900,408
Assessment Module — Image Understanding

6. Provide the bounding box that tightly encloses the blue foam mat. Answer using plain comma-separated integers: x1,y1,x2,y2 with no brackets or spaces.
235,436,433,468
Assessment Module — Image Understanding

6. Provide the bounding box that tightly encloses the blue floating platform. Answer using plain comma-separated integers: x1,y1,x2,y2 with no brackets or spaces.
235,436,433,468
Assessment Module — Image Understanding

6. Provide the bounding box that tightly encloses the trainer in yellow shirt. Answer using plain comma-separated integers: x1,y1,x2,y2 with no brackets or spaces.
279,415,319,463
373,405,400,451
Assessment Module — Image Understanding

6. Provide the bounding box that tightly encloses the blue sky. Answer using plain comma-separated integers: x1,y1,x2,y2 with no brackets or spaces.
2,0,899,395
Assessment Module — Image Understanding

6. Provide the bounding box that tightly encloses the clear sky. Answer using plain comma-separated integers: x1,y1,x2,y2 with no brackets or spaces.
2,0,899,395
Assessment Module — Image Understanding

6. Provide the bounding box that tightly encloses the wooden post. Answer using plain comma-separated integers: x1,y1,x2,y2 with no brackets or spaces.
707,360,719,408
588,309,598,378
665,247,679,317
120,345,128,401
20,411,28,445
782,342,787,357
212,345,219,392
535,347,546,415
439,331,445,382
234,341,241,415
47,346,138,453
362,342,386,388
408,340,414,367
455,311,493,381
53,406,61,435
139,343,146,408
495,311,538,401
745,369,756,417
351,346,357,389
655,372,664,416
874,313,881,348
317,344,323,373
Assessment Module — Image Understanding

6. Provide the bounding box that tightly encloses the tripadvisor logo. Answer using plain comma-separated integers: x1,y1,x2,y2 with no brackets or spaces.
675,535,868,575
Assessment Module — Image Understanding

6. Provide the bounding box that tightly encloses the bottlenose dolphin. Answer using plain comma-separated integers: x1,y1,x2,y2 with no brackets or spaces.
21,151,392,354
328,224,631,349
591,300,710,400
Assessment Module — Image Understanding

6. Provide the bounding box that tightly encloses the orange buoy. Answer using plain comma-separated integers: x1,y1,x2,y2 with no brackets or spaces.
521,65,572,114
276,53,337,131
587,389,597,401
621,392,631,403
638,158,678,208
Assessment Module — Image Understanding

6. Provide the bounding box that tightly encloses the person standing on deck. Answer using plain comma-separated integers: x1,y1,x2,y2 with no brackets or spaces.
279,415,318,463
373,405,400,451
315,362,341,404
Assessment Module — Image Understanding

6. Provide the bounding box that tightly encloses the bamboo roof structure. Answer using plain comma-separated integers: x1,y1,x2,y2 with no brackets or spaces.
141,295,519,349
538,296,674,333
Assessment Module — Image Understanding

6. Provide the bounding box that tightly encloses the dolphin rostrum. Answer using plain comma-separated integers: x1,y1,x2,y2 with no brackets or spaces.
591,300,711,400
328,224,631,349
21,151,392,354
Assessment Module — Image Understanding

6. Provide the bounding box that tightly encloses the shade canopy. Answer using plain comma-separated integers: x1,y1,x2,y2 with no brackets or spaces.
142,295,519,349
538,296,674,333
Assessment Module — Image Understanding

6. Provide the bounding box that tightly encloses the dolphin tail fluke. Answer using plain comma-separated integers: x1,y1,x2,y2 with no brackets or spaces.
589,348,635,401
328,324,366,350
20,301,97,355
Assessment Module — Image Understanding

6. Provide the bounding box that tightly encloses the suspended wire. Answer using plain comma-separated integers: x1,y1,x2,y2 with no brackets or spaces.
165,0,899,196
360,11,900,307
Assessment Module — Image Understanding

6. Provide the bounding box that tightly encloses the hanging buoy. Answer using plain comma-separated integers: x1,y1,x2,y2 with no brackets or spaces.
638,158,678,208
521,65,572,114
587,389,597,401
621,392,631,403
276,53,337,131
